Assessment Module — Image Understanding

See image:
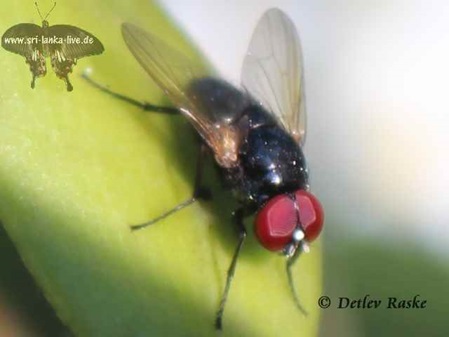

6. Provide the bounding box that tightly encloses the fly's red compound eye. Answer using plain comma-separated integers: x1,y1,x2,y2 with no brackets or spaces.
255,190,324,251
294,190,324,242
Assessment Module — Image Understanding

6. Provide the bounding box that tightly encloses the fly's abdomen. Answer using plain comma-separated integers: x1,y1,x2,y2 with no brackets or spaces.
187,77,251,123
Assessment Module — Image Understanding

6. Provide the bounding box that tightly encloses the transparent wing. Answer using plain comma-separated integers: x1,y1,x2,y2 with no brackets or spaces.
242,8,306,145
121,23,241,168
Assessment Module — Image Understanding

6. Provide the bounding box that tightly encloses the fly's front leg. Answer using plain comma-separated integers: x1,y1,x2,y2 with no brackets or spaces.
215,208,248,330
131,143,211,231
81,73,178,114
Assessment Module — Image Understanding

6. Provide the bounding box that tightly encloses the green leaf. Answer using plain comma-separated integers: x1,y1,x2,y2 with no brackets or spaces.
0,1,322,336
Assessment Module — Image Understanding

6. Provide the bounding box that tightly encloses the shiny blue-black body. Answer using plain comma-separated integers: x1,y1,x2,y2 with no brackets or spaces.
189,77,309,210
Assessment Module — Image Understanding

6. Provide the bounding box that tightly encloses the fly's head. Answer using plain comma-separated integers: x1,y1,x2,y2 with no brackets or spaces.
255,190,324,255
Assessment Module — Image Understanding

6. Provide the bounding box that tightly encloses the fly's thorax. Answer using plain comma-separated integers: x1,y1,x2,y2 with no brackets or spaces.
222,106,309,207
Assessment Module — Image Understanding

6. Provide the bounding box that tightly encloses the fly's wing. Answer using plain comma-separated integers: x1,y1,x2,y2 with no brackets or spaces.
46,25,104,91
1,23,47,88
242,8,306,145
122,23,241,168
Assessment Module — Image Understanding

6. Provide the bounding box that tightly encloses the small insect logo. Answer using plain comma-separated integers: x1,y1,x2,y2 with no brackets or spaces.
1,2,104,91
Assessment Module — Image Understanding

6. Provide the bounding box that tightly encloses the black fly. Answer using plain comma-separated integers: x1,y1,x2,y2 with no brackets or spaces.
84,8,324,330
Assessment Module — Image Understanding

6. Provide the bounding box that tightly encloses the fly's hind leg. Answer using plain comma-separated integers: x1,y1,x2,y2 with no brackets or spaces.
82,73,211,229
81,72,178,114
131,144,211,231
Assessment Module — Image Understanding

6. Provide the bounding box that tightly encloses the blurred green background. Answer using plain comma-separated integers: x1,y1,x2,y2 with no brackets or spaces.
0,225,71,336
2,228,448,336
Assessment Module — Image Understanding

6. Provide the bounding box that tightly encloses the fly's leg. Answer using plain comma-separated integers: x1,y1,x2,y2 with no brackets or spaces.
215,208,247,330
81,73,211,229
81,73,178,114
286,244,308,315
131,143,211,231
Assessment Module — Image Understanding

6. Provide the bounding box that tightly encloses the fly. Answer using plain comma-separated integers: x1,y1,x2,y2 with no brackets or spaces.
84,7,324,330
